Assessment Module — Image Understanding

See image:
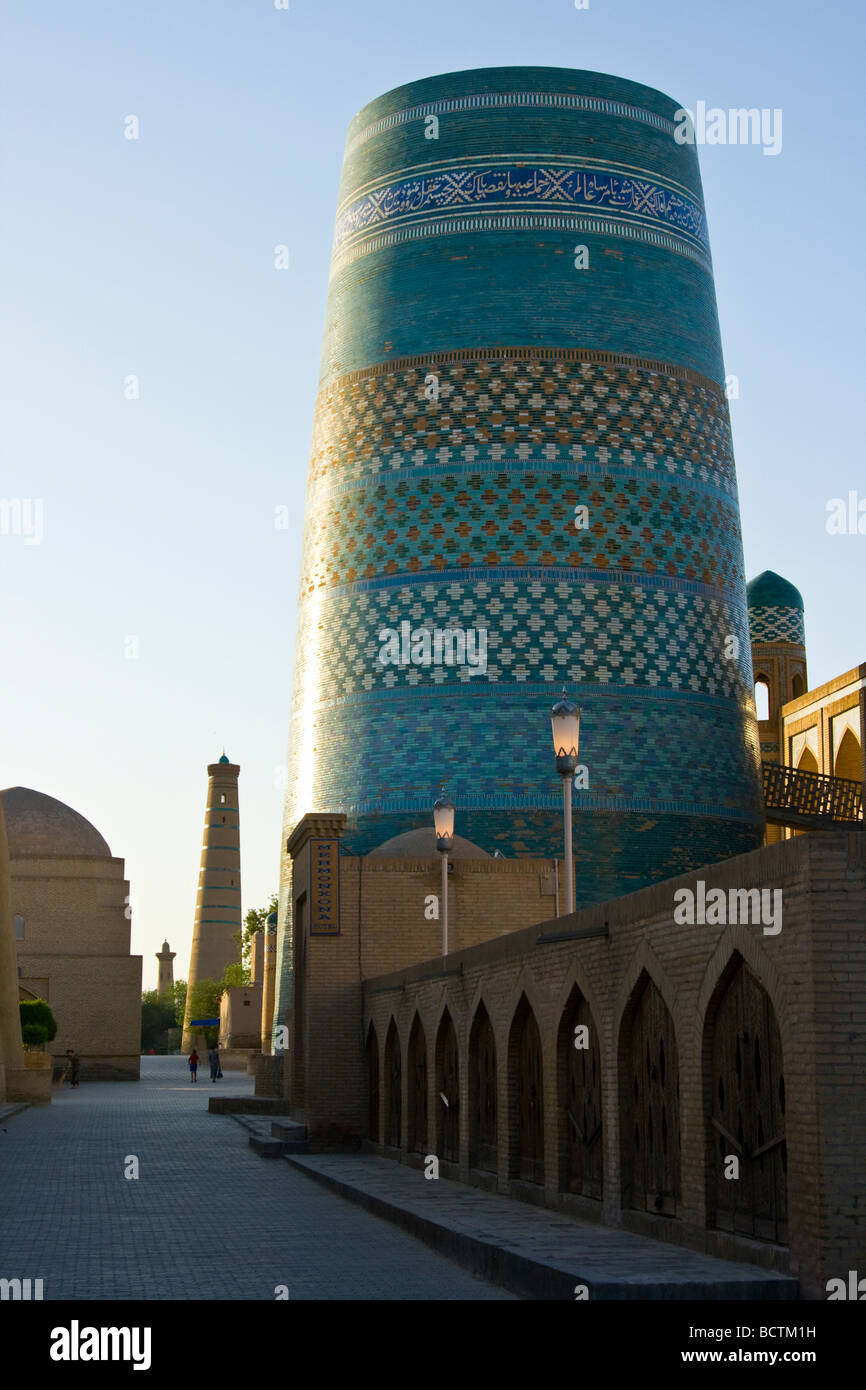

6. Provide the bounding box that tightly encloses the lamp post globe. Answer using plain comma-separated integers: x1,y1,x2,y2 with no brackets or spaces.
551,692,581,776
551,691,581,915
433,790,455,853
433,790,455,956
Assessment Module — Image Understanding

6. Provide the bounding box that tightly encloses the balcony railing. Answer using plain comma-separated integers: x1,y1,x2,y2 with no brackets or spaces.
762,762,864,828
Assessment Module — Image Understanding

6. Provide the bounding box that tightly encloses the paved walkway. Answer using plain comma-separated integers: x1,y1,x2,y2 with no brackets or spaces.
285,1153,798,1301
0,1058,510,1300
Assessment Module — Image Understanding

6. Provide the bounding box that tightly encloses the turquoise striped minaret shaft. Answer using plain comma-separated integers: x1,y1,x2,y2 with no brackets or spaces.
182,756,241,1050
274,67,765,1030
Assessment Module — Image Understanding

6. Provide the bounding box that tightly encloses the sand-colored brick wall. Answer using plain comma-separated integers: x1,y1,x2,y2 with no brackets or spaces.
219,984,263,1049
11,855,130,955
11,852,141,1080
284,813,559,1142
360,831,865,1299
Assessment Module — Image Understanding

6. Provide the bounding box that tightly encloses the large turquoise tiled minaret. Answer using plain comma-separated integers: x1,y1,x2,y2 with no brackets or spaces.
275,67,764,1024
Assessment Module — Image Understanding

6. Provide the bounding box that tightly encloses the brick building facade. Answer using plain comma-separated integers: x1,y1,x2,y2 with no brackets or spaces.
352,829,863,1299
2,786,141,1081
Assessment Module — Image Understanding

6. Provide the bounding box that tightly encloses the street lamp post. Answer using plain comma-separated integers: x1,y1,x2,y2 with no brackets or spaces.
551,690,581,915
433,790,455,957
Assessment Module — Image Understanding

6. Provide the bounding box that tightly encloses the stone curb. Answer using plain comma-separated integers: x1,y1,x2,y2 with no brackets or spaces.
283,1154,800,1302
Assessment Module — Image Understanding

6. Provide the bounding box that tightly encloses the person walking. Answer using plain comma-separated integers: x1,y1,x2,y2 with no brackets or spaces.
188,1049,199,1083
208,1046,221,1082
64,1049,81,1088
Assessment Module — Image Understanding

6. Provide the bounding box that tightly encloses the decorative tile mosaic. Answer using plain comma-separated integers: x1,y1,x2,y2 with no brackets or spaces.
300,470,743,594
286,676,762,821
748,606,806,646
333,163,708,271
307,353,735,495
290,573,751,699
278,63,761,1031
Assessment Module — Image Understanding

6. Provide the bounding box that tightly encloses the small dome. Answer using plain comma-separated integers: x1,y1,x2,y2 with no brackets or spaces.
746,571,804,611
219,753,230,764
266,910,278,927
747,571,806,646
1,787,112,858
368,828,491,859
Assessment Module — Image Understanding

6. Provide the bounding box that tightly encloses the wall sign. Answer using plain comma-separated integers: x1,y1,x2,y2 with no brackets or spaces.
310,838,341,935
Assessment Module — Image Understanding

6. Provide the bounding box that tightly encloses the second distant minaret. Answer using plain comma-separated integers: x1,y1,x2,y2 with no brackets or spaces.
182,755,242,1049
155,940,176,997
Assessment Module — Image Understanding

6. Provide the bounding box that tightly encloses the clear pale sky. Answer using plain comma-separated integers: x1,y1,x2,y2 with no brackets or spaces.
1,0,863,990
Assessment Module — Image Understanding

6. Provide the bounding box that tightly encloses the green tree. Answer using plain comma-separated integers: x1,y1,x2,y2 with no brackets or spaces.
219,961,251,989
184,977,222,1029
141,993,176,1053
235,893,278,966
169,979,187,1027
19,998,57,1048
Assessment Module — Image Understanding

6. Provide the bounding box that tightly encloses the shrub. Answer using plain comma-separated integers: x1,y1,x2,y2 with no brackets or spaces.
19,998,58,1043
21,1022,49,1047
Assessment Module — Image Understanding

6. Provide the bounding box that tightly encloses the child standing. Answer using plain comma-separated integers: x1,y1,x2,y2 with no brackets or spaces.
188,1049,199,1083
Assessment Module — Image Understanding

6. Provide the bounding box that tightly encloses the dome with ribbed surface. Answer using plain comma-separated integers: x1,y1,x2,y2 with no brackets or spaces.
0,787,112,858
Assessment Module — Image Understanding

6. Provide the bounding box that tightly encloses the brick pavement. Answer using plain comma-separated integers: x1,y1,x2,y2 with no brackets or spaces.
0,1058,510,1300
285,1153,799,1301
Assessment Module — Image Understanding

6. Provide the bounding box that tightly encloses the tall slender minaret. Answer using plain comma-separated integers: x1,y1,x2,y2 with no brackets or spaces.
155,940,176,998
182,755,241,1049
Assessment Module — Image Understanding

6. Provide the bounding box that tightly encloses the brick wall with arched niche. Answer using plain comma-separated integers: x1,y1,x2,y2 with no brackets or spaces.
362,831,866,1300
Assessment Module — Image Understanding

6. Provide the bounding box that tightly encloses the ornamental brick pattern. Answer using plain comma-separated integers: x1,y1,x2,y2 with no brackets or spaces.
275,67,763,1029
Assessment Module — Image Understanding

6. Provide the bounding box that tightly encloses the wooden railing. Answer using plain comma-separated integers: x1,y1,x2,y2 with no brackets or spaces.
762,762,863,827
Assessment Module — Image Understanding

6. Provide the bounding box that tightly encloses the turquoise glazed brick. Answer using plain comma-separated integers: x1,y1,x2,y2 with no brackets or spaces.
275,68,764,1024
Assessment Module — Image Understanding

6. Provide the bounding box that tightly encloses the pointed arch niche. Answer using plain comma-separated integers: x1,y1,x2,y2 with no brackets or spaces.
557,985,603,1199
468,1002,497,1173
384,1018,402,1149
704,954,788,1244
619,973,681,1217
508,994,545,1185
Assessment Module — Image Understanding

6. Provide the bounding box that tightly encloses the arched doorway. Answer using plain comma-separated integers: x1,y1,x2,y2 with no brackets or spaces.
791,672,804,700
706,956,787,1243
834,727,862,783
558,986,603,1199
469,1003,497,1173
754,678,771,722
797,746,819,774
407,1014,427,1154
436,1009,459,1163
366,1023,380,1144
509,995,544,1185
621,976,680,1215
384,1019,402,1149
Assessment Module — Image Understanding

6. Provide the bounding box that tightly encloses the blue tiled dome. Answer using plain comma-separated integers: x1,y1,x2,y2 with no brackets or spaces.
747,572,804,612
747,572,805,645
